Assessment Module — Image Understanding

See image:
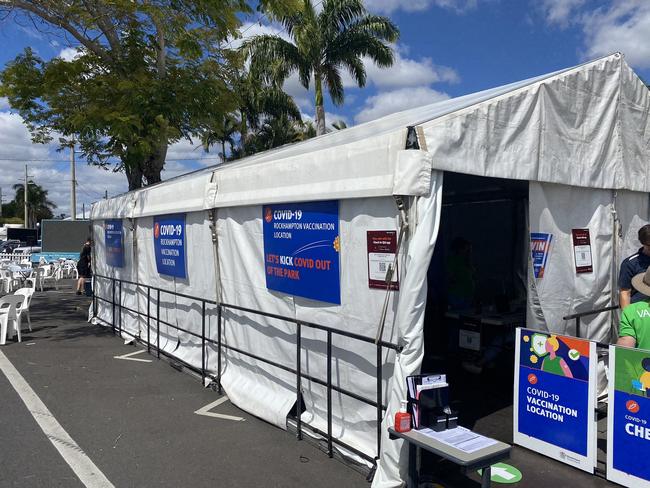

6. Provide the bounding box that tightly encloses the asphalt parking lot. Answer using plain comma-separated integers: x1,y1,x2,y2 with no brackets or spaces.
0,282,367,488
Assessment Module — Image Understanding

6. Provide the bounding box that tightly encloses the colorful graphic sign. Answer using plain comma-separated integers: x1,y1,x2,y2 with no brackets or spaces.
263,201,340,304
153,214,186,278
572,229,593,274
514,328,596,472
607,345,650,487
105,219,124,268
530,233,552,279
367,230,399,290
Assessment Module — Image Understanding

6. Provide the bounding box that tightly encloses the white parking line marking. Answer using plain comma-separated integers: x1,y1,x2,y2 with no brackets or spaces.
194,396,245,421
113,350,152,363
0,349,114,488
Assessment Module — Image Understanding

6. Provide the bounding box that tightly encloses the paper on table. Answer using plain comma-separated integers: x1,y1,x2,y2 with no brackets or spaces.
418,426,498,453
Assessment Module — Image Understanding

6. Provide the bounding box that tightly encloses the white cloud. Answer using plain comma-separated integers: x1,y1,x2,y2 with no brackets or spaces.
349,47,460,88
366,0,478,14
58,47,82,62
0,109,210,217
229,22,290,49
0,98,9,111
539,0,586,27
355,86,450,124
582,1,650,68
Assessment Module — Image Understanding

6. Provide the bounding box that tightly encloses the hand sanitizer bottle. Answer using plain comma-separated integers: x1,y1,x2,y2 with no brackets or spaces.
395,400,412,433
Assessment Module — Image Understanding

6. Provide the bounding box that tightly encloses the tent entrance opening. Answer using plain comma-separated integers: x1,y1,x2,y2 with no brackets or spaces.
423,171,528,425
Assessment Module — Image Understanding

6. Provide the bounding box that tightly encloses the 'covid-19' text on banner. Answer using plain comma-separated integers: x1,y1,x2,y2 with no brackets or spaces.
263,201,340,304
153,214,186,278
105,219,124,268
514,329,597,472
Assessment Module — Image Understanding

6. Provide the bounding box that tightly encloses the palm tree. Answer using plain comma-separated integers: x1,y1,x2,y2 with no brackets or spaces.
233,67,302,155
201,113,239,162
331,119,347,131
244,0,399,135
12,181,56,226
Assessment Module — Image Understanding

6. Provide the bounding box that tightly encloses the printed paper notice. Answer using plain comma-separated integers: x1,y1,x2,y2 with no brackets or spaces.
419,426,498,453
571,229,593,274
367,230,399,290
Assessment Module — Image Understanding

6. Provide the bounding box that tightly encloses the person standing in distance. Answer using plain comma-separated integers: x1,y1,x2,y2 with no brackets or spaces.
619,224,650,309
76,238,92,296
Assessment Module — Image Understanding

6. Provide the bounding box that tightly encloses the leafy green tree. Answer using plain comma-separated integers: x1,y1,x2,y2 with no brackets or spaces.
0,1,301,190
244,0,398,135
12,181,56,226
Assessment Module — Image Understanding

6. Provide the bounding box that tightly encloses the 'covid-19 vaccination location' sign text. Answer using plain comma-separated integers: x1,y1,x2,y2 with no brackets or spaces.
607,345,650,488
105,219,124,268
514,328,596,472
153,214,186,278
263,201,340,304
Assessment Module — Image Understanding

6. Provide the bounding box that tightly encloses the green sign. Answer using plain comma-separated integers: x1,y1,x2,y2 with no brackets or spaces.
478,463,522,484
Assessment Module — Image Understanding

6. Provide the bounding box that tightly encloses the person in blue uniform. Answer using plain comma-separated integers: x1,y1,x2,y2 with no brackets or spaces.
619,225,650,309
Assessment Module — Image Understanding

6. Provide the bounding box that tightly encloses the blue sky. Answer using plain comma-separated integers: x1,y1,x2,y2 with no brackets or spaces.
0,0,649,216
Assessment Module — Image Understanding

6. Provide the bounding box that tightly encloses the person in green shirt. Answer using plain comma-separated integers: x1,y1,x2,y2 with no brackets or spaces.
618,267,650,350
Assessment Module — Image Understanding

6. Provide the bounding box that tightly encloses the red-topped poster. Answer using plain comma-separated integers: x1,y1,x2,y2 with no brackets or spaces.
367,231,399,290
572,229,593,274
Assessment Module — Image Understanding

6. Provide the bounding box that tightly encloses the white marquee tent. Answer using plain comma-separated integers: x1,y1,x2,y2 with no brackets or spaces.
91,53,650,486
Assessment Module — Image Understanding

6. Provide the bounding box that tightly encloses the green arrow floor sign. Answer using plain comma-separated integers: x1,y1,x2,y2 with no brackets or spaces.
478,463,522,484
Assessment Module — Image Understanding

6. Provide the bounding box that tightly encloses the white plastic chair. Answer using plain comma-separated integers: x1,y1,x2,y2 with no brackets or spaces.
14,288,33,331
40,265,59,291
0,295,24,345
0,269,19,293
26,268,41,292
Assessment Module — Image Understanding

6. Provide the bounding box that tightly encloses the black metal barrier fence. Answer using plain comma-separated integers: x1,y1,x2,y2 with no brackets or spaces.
93,274,402,469
563,305,620,340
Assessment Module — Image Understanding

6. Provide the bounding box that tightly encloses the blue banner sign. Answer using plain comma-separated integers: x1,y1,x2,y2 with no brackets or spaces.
514,329,596,472
153,214,186,278
530,233,552,278
105,219,124,268
607,346,650,487
263,201,340,304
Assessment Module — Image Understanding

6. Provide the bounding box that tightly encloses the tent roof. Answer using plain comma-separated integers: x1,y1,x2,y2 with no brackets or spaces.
92,53,650,219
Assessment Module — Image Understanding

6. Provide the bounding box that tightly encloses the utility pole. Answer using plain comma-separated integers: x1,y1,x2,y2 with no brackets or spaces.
24,164,28,228
82,203,85,219
0,187,3,218
105,189,108,200
71,140,77,220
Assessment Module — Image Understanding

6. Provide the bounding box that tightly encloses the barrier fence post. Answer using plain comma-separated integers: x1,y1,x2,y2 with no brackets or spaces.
201,301,206,386
92,278,97,319
296,322,302,441
156,289,161,359
111,278,116,333
575,317,581,338
118,281,122,336
146,287,151,354
217,305,222,394
327,330,333,457
376,344,383,460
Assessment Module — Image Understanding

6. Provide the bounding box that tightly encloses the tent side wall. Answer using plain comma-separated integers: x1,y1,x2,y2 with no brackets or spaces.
92,191,431,462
